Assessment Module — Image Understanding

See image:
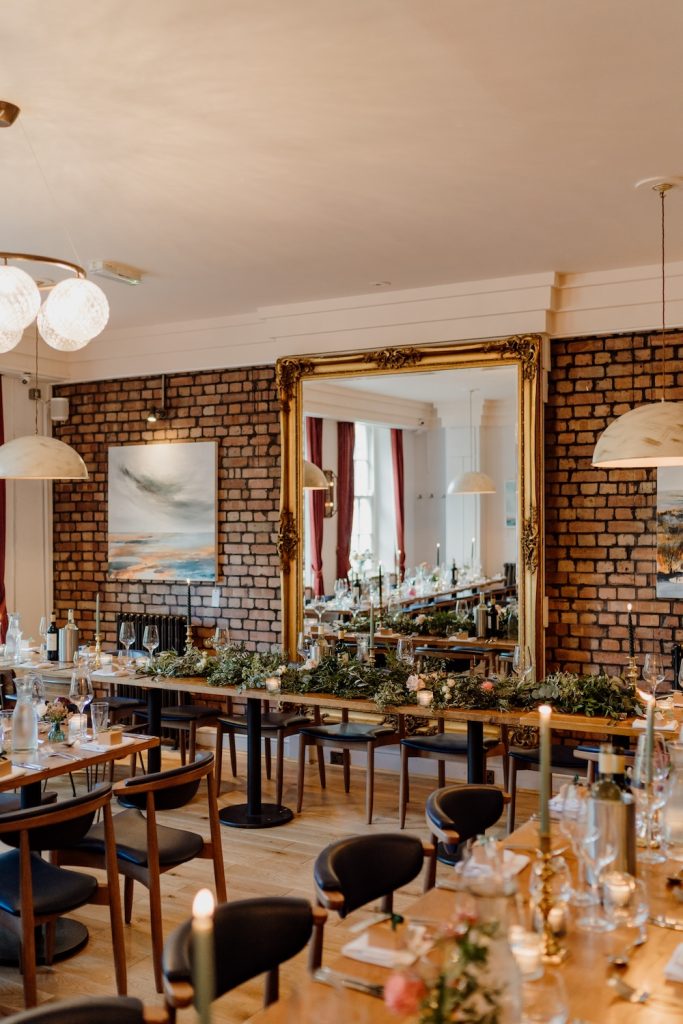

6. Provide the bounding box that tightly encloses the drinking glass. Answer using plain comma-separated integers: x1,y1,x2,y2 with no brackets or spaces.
513,645,533,683
631,732,670,864
577,800,619,931
38,616,48,657
396,638,415,666
90,701,109,738
29,675,47,719
297,632,312,662
212,627,230,654
69,665,93,738
557,786,596,907
119,621,136,664
143,625,160,664
602,872,648,940
521,970,569,1024
641,652,665,700
355,637,369,664
0,710,13,753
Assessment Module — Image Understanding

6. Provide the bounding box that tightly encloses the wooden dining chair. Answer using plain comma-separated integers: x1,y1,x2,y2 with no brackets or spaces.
54,751,226,994
425,783,508,886
507,742,595,832
1,996,166,1024
0,783,126,1008
162,897,326,1023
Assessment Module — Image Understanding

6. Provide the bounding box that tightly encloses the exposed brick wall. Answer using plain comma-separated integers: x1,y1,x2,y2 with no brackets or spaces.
52,366,281,652
545,330,683,675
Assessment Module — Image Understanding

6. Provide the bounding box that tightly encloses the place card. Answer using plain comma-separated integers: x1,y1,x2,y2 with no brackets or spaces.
95,728,123,745
632,717,677,732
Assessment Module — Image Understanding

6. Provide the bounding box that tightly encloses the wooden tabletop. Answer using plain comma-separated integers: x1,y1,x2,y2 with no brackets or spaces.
1,732,159,792
249,819,683,1024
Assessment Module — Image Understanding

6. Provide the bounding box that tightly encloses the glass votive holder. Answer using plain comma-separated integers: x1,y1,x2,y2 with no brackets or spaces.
355,637,369,663
265,676,281,694
416,689,433,706
509,928,544,980
99,652,113,666
69,714,87,741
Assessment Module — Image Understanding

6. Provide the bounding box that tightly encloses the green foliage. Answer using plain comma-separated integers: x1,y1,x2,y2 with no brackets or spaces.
506,670,639,720
418,920,503,1024
389,610,475,638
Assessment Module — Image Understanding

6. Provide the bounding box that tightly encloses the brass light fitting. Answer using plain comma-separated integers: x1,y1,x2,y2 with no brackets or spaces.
0,101,20,128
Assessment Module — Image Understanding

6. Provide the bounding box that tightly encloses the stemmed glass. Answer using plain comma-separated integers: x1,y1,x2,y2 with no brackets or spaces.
212,627,230,655
119,621,136,665
396,638,415,666
69,664,93,739
30,676,47,720
602,872,649,942
557,786,597,907
38,616,48,658
143,625,160,665
641,653,665,701
631,732,670,864
512,645,533,684
577,802,618,931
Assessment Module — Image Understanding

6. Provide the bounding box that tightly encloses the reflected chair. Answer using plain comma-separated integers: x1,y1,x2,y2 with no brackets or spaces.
399,722,508,827
0,783,126,1008
296,712,400,823
313,833,435,934
54,751,226,993
425,783,507,886
133,703,219,764
507,742,596,832
162,897,326,1023
214,699,310,804
1,996,164,1024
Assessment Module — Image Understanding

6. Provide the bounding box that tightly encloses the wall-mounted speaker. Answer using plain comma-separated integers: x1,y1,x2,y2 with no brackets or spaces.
50,397,69,422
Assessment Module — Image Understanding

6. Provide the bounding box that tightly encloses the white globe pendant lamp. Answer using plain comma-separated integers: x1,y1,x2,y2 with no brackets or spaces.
593,181,683,469
0,434,87,480
303,459,328,489
447,389,496,495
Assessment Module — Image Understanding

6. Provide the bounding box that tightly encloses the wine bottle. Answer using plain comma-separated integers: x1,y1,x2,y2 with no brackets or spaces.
592,744,628,795
335,630,349,666
46,612,59,662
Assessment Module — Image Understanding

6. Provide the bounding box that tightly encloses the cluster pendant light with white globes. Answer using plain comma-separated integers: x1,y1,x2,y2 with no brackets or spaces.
447,389,496,496
592,180,683,468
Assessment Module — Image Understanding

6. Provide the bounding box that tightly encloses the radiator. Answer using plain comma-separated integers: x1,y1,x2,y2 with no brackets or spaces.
116,612,187,655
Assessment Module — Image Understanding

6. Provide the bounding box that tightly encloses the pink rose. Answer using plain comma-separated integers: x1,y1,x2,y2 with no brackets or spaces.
480,680,495,693
406,674,424,692
384,971,427,1015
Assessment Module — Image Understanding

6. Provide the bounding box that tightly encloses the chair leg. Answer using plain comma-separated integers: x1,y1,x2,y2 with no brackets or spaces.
316,745,326,788
399,744,409,829
214,723,224,792
264,737,272,780
148,871,165,993
507,761,518,834
124,876,134,924
276,733,285,807
21,917,38,1008
425,837,437,890
437,759,446,788
296,736,307,813
189,723,197,763
229,731,238,778
44,921,56,965
342,750,350,793
179,730,187,766
366,744,375,825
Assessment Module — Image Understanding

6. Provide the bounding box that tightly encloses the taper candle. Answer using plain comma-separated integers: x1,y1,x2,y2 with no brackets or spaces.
378,562,383,608
451,559,457,587
627,603,635,658
186,579,192,629
645,695,655,785
436,542,440,567
95,592,100,637
192,888,215,1024
538,704,552,837
471,536,476,568
369,598,375,650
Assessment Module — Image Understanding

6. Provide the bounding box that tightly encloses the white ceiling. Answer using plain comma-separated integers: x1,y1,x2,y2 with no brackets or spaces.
326,366,516,404
3,0,683,332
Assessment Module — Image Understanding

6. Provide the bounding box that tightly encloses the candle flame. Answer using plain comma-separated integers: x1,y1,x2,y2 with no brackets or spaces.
193,888,215,919
538,704,552,720
627,603,632,612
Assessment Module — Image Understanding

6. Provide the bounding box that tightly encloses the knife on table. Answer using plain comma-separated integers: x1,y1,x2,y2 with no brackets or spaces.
313,966,384,998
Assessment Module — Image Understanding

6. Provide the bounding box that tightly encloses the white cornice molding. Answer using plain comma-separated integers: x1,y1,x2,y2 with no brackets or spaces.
7,262,682,383
304,381,437,430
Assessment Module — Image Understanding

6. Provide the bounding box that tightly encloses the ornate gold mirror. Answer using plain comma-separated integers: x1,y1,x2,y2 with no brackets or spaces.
277,335,545,671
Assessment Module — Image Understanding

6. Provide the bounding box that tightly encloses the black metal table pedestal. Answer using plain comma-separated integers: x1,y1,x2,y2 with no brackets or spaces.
466,721,486,783
219,696,294,829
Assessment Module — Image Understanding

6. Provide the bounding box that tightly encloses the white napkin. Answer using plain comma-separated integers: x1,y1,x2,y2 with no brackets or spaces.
549,784,583,817
342,926,430,969
79,739,137,753
456,847,529,881
664,942,683,983
632,717,677,732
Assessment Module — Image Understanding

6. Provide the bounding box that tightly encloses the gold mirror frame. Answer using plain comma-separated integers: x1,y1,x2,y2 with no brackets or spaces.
277,334,545,672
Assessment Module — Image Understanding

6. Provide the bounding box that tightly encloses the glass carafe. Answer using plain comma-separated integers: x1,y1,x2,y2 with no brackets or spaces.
662,742,683,861
5,613,22,663
12,676,38,751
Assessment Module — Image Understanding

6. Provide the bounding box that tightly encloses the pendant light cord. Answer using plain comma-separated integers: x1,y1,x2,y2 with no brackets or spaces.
34,325,39,436
660,185,667,402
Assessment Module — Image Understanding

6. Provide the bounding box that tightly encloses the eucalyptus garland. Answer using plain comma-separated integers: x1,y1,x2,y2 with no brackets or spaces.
388,610,475,638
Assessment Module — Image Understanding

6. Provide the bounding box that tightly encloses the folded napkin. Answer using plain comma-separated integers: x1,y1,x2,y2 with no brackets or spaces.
79,739,137,753
342,926,431,969
456,848,529,881
632,717,677,732
664,942,683,983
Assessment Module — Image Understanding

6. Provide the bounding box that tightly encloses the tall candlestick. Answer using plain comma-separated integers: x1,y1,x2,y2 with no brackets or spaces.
645,696,655,785
186,579,193,645
471,536,476,568
627,603,635,659
192,888,215,1024
538,704,552,837
369,599,375,650
451,559,457,587
95,592,100,637
378,562,383,609
436,543,440,567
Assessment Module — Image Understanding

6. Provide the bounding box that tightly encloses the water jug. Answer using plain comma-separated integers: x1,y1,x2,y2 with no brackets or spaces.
12,676,38,751
663,741,683,861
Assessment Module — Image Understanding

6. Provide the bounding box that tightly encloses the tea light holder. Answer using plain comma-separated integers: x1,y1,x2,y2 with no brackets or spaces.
603,871,634,908
416,689,433,707
509,929,544,980
265,676,281,694
69,714,87,740
537,834,569,963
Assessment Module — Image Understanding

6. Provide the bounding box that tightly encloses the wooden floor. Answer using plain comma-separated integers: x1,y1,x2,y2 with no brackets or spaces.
0,746,537,1021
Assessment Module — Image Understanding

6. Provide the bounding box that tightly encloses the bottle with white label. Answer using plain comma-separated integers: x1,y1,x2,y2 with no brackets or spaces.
46,612,59,662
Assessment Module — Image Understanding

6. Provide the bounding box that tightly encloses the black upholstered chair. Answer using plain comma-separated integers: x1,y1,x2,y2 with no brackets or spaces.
313,833,435,926
507,742,595,831
0,783,126,1008
1,997,151,1024
297,712,400,823
134,702,219,763
214,699,310,804
399,721,508,827
425,783,507,886
162,897,326,1022
54,751,226,994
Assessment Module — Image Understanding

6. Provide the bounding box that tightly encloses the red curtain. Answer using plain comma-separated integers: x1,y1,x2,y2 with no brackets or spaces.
391,428,405,579
0,378,7,641
305,416,325,596
336,421,355,580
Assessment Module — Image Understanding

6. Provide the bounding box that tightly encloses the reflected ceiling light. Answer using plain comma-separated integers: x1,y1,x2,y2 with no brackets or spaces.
447,389,496,495
593,181,683,468
0,328,88,480
303,460,328,489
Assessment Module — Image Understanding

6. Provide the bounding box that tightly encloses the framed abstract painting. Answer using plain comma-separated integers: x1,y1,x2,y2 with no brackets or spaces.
656,467,683,598
108,441,217,581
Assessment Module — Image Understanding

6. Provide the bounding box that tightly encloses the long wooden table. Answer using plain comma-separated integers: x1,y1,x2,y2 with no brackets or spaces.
249,818,683,1024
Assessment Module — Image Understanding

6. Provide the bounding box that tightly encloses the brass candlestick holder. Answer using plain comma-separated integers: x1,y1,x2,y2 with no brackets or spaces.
538,833,568,964
627,654,638,690
93,634,102,670
186,624,194,649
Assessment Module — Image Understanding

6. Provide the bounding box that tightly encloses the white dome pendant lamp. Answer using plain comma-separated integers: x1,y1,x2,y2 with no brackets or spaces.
593,181,683,468
303,460,328,489
447,389,496,495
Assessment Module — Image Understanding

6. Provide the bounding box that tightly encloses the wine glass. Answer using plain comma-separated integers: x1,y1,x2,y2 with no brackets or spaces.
38,616,48,658
521,970,569,1024
143,625,160,664
513,645,533,683
69,665,93,739
641,653,665,700
602,872,649,942
29,675,47,719
631,732,670,864
297,632,312,662
396,638,415,666
576,800,619,931
119,621,136,664
212,627,230,654
557,786,598,907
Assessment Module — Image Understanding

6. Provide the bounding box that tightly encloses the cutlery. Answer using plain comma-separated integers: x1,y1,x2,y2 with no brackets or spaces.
607,931,647,969
313,966,384,999
14,762,43,771
649,914,683,931
47,751,79,760
608,974,681,1007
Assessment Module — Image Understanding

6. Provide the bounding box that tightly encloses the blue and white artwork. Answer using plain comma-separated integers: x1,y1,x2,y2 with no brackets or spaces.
656,467,683,598
108,442,217,581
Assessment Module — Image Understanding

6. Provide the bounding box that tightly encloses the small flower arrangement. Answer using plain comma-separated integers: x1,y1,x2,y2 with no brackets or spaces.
43,698,70,724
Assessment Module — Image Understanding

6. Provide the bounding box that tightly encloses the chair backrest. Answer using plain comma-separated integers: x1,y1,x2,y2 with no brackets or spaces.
163,897,314,1000
116,751,214,811
314,833,424,916
0,783,112,851
426,784,505,856
1,996,145,1024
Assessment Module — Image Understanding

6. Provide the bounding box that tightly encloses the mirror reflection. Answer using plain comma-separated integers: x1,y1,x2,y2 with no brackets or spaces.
301,365,519,636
